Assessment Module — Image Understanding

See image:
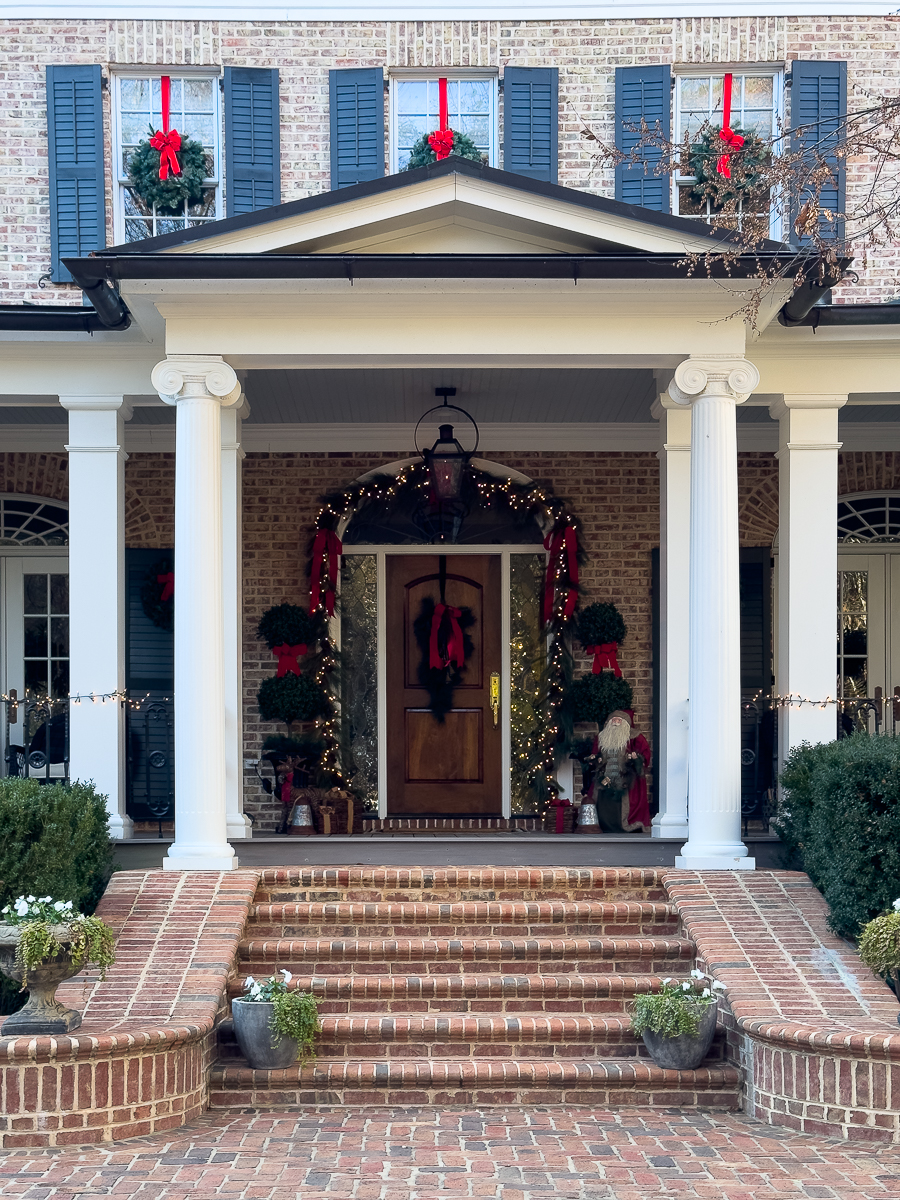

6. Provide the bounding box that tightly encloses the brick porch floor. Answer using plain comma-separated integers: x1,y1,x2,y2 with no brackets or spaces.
2,1106,900,1199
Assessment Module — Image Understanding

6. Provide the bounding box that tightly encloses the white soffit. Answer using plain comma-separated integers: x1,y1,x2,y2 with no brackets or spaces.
3,2,894,15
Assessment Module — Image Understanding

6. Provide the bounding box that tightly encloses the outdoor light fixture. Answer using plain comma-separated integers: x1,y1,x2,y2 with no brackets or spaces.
415,387,480,503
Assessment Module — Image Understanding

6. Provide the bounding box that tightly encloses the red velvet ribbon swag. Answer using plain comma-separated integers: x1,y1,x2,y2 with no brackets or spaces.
543,526,578,625
716,73,744,179
149,76,182,181
585,642,622,677
429,603,465,670
272,643,308,677
427,78,454,161
310,529,342,617
551,796,572,833
157,571,174,602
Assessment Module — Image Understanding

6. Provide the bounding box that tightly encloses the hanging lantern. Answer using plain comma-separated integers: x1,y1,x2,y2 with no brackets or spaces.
415,387,479,503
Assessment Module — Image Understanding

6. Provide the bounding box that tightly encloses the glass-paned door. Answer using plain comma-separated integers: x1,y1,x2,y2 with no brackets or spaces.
2,556,69,777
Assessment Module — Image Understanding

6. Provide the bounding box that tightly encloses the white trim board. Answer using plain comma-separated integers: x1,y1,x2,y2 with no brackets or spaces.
4,3,894,15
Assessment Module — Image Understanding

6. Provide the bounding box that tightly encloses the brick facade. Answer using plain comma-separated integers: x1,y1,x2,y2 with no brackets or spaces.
1,15,898,305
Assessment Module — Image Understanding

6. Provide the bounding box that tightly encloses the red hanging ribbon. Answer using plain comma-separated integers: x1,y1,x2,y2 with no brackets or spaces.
310,529,342,617
551,796,571,834
585,643,622,677
716,73,744,179
272,643,308,678
150,75,182,181
427,77,454,161
429,603,465,670
157,571,174,602
542,527,579,625
439,76,449,131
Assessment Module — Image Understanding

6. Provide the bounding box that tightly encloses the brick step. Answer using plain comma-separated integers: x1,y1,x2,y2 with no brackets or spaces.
227,972,683,1013
255,867,665,905
361,817,544,833
208,1057,741,1110
248,900,678,940
238,934,694,974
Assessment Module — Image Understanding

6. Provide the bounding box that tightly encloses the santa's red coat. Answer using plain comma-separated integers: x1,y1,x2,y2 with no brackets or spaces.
626,734,652,831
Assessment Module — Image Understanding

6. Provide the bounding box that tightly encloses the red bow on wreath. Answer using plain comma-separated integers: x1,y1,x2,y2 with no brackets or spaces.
426,78,454,161
716,73,745,179
585,642,622,677
272,643,307,677
429,603,465,670
543,526,579,625
157,571,174,602
310,529,342,617
149,76,182,181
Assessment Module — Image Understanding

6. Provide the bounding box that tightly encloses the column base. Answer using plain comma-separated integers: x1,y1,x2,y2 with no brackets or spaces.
227,816,253,840
651,816,689,839
164,843,238,872
108,813,135,840
675,854,756,871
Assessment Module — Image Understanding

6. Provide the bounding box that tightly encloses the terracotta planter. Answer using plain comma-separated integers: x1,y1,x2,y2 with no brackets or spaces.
641,1002,718,1070
231,998,299,1069
0,923,84,1035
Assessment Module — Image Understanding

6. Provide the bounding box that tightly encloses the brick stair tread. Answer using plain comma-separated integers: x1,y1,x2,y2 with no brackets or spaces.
251,900,675,923
226,972,677,1001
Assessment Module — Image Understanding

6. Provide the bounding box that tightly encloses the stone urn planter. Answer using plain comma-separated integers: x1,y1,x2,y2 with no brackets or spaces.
231,998,299,1069
0,923,85,1036
641,1002,718,1070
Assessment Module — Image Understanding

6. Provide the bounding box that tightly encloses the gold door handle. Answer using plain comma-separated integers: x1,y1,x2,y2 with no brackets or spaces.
490,673,500,728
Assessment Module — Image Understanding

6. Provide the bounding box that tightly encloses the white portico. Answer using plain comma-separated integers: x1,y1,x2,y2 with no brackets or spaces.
3,159,900,869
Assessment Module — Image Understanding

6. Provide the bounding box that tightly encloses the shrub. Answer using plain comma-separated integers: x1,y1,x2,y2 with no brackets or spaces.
567,674,633,725
0,779,114,917
575,602,627,649
776,735,900,941
257,674,330,725
858,902,900,992
257,604,320,650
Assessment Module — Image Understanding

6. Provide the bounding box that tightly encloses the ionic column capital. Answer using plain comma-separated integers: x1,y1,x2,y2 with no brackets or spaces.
667,356,761,407
152,355,242,407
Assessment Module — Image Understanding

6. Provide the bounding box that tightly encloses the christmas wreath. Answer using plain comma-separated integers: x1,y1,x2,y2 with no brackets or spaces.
412,596,476,720
140,558,174,632
687,125,770,207
127,131,207,215
257,674,330,725
405,130,484,170
567,674,634,726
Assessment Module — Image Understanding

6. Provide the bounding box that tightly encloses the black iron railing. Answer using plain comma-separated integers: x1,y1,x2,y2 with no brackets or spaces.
126,698,174,835
3,691,69,783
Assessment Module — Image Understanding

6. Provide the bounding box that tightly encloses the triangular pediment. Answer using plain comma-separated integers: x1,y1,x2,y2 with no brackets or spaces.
117,158,755,260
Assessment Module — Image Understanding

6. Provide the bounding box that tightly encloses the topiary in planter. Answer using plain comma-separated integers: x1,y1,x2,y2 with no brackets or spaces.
258,674,329,726
567,674,633,726
575,602,627,649
257,604,320,650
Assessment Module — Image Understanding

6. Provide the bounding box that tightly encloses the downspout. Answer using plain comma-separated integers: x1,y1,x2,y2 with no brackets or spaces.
80,278,132,330
777,266,846,328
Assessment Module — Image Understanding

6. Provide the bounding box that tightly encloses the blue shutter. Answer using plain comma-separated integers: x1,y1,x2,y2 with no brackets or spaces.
503,67,558,183
46,65,104,284
614,65,671,212
790,60,847,242
329,68,384,188
224,67,281,215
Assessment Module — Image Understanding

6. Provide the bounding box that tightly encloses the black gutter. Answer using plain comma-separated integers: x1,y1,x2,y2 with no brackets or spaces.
779,303,900,329
0,305,116,333
79,278,131,330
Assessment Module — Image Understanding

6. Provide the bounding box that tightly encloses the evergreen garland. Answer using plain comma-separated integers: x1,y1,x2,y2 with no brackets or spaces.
140,558,174,632
687,126,770,208
127,131,208,215
405,133,485,170
412,597,476,721
575,602,627,649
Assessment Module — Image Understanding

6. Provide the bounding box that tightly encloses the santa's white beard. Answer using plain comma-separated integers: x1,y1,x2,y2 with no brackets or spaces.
599,720,631,756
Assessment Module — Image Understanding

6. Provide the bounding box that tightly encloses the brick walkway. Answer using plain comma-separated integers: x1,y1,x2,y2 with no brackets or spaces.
2,1106,900,1199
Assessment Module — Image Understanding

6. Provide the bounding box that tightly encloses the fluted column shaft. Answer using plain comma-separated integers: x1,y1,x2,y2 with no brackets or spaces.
669,357,758,870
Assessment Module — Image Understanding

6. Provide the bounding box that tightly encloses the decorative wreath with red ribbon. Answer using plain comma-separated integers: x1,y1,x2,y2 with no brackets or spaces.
404,76,485,170
686,74,770,207
140,558,174,632
413,596,476,721
127,75,208,215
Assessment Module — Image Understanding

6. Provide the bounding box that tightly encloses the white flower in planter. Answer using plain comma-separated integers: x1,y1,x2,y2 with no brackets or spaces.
892,898,900,912
280,969,292,984
702,987,712,997
14,899,29,917
681,982,692,991
712,980,727,992
690,969,705,980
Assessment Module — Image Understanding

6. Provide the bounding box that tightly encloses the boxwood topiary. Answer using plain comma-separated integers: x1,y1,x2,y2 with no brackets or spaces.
257,604,320,650
257,674,330,725
575,602,627,648
567,674,633,726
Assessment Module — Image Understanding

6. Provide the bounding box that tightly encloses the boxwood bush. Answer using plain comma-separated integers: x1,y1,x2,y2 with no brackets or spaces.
776,735,900,941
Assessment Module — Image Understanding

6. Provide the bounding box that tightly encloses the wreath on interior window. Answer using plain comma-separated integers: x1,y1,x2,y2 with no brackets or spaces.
687,126,770,207
412,596,476,721
405,131,485,170
140,558,174,632
127,130,208,215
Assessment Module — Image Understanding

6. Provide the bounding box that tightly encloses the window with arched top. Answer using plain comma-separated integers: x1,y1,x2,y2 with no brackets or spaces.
0,496,68,547
837,493,900,544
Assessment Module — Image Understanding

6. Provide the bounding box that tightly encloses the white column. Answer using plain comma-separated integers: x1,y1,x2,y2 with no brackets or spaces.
651,396,690,840
151,355,240,872
769,395,846,756
669,356,760,870
61,396,132,840
222,401,252,840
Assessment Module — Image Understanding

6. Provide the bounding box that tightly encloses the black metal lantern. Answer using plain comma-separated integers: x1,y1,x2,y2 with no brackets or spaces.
415,388,480,503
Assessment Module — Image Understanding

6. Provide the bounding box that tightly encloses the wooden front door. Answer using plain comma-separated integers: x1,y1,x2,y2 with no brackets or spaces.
386,554,501,815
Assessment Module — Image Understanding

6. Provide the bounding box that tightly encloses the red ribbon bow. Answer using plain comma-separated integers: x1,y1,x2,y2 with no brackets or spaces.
310,529,342,617
543,526,579,625
551,796,572,834
429,603,465,670
585,643,622,677
150,75,182,181
157,572,174,602
716,73,745,179
272,643,307,678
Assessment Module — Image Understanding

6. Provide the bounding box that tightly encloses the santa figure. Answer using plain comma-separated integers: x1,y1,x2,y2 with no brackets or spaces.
584,709,652,833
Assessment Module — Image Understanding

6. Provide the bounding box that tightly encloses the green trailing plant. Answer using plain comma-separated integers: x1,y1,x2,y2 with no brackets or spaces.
567,673,633,726
412,596,476,721
257,604,321,650
686,125,771,208
0,894,116,989
575,602,627,650
257,674,330,725
405,132,484,170
631,970,726,1039
241,970,321,1064
127,132,208,214
776,734,900,941
140,557,174,632
859,901,900,995
0,779,114,917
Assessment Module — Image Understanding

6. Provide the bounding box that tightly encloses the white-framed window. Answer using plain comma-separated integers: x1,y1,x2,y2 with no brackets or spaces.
390,74,498,173
111,71,223,244
673,67,784,237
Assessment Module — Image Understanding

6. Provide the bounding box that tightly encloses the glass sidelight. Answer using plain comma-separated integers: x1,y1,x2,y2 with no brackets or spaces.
837,569,868,699
23,572,69,699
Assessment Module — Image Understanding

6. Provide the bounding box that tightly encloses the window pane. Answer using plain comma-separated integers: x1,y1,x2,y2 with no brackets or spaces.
397,81,428,114
744,76,773,107
120,77,150,110
50,617,69,658
24,617,47,657
183,77,214,111
459,114,489,145
458,79,490,113
51,661,69,701
50,575,68,615
24,574,47,613
25,661,48,695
